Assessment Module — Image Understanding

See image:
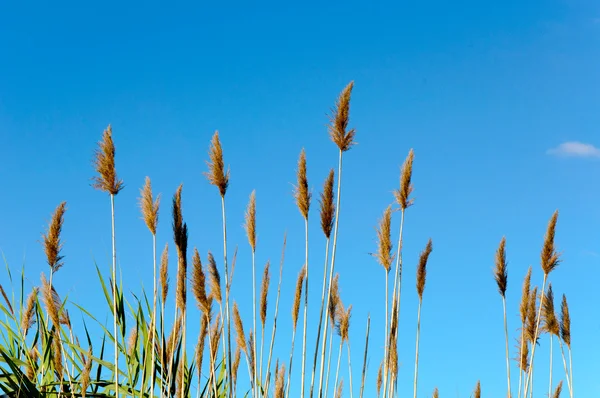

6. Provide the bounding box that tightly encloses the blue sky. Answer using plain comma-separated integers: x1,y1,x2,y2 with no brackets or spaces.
1,0,599,396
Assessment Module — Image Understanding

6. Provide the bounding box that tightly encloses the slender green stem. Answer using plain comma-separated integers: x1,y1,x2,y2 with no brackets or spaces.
252,250,258,398
347,341,353,398
503,297,512,398
111,194,119,398
286,329,298,398
324,327,334,397
301,218,309,398
359,315,370,398
151,234,157,398
220,196,233,398
413,298,422,398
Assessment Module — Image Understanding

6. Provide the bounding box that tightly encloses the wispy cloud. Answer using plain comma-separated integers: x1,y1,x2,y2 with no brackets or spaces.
547,141,600,158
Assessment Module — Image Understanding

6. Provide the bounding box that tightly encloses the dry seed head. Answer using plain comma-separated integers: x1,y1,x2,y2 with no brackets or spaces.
196,316,208,376
260,260,270,326
526,287,539,344
139,177,160,235
473,380,481,398
319,169,335,238
0,285,13,316
494,237,508,297
542,284,559,336
328,273,340,327
244,191,257,251
232,344,241,388
248,330,256,377
335,302,352,342
389,332,398,380
51,328,63,377
92,125,123,195
292,265,306,329
191,248,209,314
205,131,229,197
294,149,311,219
233,302,247,354
275,362,286,398
166,314,183,363
80,346,93,397
160,243,169,304
328,81,356,152
207,252,222,304
552,380,563,398
416,239,433,299
376,360,383,396
41,273,61,328
172,184,184,250
520,267,532,324
374,205,394,272
560,294,571,348
335,379,344,398
25,348,39,382
210,314,222,362
175,223,188,311
394,149,415,210
518,338,530,372
42,202,67,273
541,211,560,275
127,326,138,357
432,388,439,398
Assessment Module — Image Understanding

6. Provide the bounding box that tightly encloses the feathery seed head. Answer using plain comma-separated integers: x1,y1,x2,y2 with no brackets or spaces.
160,243,169,304
294,149,311,219
328,81,356,152
92,125,123,195
542,284,559,336
205,131,229,197
520,267,532,323
22,287,38,335
394,149,415,210
127,326,138,357
319,169,335,238
560,294,571,348
494,237,508,297
275,362,286,398
191,248,209,314
292,265,306,329
474,381,481,398
0,285,12,315
375,205,394,272
328,273,340,327
244,191,257,251
41,273,61,329
42,202,67,273
207,251,222,303
376,360,383,396
233,302,247,354
432,388,439,398
139,177,160,235
335,380,344,398
232,345,241,389
416,239,433,299
541,211,560,275
552,380,563,398
526,287,539,344
260,260,270,326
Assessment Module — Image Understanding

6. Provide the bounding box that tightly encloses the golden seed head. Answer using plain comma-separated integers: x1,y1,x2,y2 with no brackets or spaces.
560,294,571,348
294,149,311,219
328,81,356,152
260,260,271,326
473,380,481,398
160,243,169,304
375,205,394,272
541,211,560,275
542,284,559,336
42,202,67,273
205,131,229,197
335,379,344,398
494,237,508,297
0,284,13,316
292,265,306,329
92,125,123,195
432,388,439,398
233,302,247,354
207,251,222,304
394,149,415,210
328,273,340,327
191,248,209,314
244,191,257,251
552,380,563,398
519,267,532,323
416,239,433,299
319,169,335,238
526,287,539,344
22,287,38,335
139,177,160,235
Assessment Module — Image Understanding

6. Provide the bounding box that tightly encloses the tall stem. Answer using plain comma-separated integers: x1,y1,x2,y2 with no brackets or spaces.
568,346,573,397
524,274,547,398
549,335,553,398
333,339,343,398
318,151,343,397
301,218,309,398
252,250,258,398
151,234,157,398
221,196,233,397
205,315,219,398
413,298,422,398
324,327,334,396
359,315,370,398
309,239,330,398
286,330,298,398
503,297,512,398
111,194,119,398
347,342,353,398
517,327,524,398
558,339,572,397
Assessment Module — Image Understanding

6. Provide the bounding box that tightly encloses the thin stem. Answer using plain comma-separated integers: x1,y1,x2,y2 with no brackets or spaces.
333,339,343,398
347,341,353,398
568,346,573,397
359,315,370,398
221,196,233,397
151,234,157,398
180,309,187,398
205,316,219,398
286,330,298,398
503,297,512,398
301,218,309,398
324,327,334,397
111,194,119,398
549,334,553,398
558,339,572,397
318,150,343,397
524,274,548,398
517,327,524,398
413,298,422,398
252,250,258,398
309,238,331,398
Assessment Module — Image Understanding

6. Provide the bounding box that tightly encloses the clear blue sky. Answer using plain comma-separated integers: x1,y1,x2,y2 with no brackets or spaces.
1,0,599,396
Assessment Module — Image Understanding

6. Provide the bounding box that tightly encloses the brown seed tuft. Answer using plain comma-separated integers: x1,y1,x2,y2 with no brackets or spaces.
233,302,248,354
376,360,383,396
432,387,439,398
543,284,560,336
525,287,539,344
518,337,530,372
519,267,532,324
207,252,222,304
552,380,563,398
328,273,340,327
374,205,394,273
274,362,286,398
127,326,138,357
248,330,256,377
294,149,311,219
416,239,433,299
244,191,257,252
541,211,560,275
319,169,335,238
25,348,39,382
260,260,270,327
210,314,222,362
41,273,61,329
51,328,63,377
172,185,184,250
166,314,183,363
473,380,481,398
22,288,39,334
494,237,508,297
335,302,352,342
92,125,123,195
292,265,306,329
560,294,571,348
335,379,344,398
191,248,209,314
139,177,160,235
80,346,93,397
394,149,415,210
328,81,356,152
0,284,13,316
232,344,241,389
205,131,229,197
160,243,169,304
42,202,67,273
175,223,188,311
196,315,208,377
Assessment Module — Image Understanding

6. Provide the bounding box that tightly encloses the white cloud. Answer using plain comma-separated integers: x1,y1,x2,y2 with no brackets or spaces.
546,141,600,158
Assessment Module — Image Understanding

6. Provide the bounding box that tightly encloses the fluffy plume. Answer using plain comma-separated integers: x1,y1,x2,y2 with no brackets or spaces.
275,362,286,398
51,328,63,377
160,243,169,304
205,131,229,197
394,149,415,210
233,302,248,354
292,266,306,329
432,387,439,398
552,380,563,398
244,191,257,251
25,348,39,382
207,252,222,304
473,380,481,398
416,239,433,299
80,346,93,397
518,337,530,372
139,177,160,235
22,288,39,334
0,285,12,315
42,202,67,273
172,185,184,251
520,267,532,324
328,81,356,152
41,273,61,329
336,303,352,342
260,260,270,326
92,125,123,195
560,295,571,348
494,237,508,297
328,273,340,327
526,287,539,344
233,345,241,389
175,223,188,311
210,314,222,362
543,284,560,336
376,360,383,396
541,211,560,275
294,149,311,219
335,379,344,398
192,248,209,314
127,326,138,357
248,331,256,378
196,316,208,378
165,315,182,363
319,169,335,238
374,205,394,272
